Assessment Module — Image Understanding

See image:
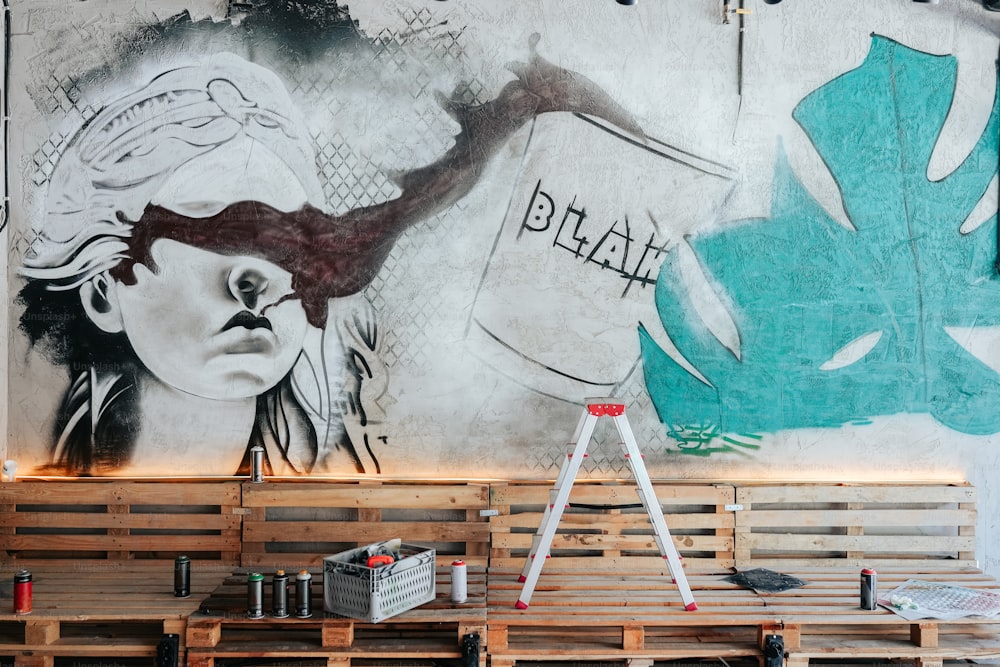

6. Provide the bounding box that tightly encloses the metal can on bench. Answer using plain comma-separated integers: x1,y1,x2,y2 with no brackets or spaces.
247,572,264,618
295,569,313,618
174,555,190,598
13,569,32,615
860,568,877,610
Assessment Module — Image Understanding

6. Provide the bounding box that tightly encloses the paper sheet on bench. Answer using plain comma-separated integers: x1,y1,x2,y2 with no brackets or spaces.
879,579,1000,621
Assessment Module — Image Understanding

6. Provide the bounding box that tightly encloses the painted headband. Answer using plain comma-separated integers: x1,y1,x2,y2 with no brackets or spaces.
22,52,323,290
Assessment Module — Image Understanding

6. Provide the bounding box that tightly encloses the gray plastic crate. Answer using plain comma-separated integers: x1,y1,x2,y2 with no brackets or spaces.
323,541,436,623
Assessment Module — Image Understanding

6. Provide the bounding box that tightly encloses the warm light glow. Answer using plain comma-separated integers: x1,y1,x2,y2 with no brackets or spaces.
6,471,968,485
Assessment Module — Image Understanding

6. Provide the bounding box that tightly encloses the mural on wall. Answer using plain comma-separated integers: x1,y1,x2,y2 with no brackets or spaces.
11,4,648,476
8,2,1000,480
642,36,1000,454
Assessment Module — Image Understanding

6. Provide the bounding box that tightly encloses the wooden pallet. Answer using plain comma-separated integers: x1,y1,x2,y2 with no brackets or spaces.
489,482,735,574
241,480,491,568
733,482,977,568
186,565,487,667
0,480,243,564
0,563,229,666
486,569,778,666
757,567,1000,667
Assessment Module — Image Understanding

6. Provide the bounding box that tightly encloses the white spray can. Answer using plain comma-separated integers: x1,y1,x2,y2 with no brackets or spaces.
451,560,468,604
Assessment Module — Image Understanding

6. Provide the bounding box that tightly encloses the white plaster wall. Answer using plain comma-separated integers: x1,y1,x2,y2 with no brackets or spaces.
347,0,1000,577
1,2,8,470
3,0,1000,575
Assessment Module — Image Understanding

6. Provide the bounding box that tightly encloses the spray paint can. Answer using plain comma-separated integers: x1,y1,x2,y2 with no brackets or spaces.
250,445,265,483
247,572,264,618
295,570,313,618
451,560,468,604
271,570,289,618
861,568,878,610
174,555,191,598
13,569,32,615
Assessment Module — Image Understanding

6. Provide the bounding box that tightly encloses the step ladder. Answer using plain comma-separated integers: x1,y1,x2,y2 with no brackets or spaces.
514,398,697,611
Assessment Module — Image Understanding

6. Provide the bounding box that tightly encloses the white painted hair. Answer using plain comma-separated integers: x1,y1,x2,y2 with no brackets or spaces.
21,52,323,290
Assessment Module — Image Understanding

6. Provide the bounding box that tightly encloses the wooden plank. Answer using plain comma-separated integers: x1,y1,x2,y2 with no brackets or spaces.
492,532,732,552
740,534,975,553
732,556,980,569
491,511,734,530
734,484,975,505
243,553,490,569
490,482,734,506
242,482,489,508
959,500,977,563
108,500,129,561
741,508,976,528
0,511,242,530
242,519,490,543
4,534,242,551
0,481,242,505
488,555,731,572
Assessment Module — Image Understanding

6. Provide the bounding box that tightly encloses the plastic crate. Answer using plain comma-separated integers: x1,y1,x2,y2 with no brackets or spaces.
323,541,436,623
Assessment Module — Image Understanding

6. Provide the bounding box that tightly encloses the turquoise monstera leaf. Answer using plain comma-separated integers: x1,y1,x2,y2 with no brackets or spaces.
641,35,1000,452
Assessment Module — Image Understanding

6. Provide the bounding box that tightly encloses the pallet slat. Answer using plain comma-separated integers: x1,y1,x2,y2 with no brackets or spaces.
242,482,490,507
240,481,492,568
0,482,241,505
0,511,242,530
734,482,978,567
242,519,489,543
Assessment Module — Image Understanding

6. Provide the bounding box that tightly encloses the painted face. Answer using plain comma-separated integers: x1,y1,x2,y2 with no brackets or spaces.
113,239,309,401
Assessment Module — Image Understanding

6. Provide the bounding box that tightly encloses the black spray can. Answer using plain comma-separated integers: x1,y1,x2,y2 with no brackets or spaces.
860,568,878,610
295,569,313,618
271,570,289,618
247,572,264,618
174,555,191,598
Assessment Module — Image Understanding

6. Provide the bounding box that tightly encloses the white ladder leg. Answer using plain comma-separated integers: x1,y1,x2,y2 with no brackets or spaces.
613,413,697,611
518,409,591,581
515,412,599,609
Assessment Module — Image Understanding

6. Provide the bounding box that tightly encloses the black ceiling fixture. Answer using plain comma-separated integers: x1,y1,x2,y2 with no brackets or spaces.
762,0,782,4
617,0,637,5
985,0,1000,10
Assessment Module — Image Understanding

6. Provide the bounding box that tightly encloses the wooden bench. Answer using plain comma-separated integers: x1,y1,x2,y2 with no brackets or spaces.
734,482,1000,667
186,564,487,667
187,479,491,666
485,481,773,666
486,480,1000,667
1,478,997,667
0,480,242,666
